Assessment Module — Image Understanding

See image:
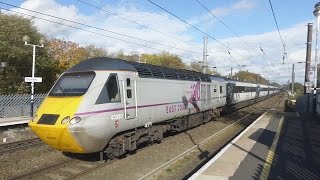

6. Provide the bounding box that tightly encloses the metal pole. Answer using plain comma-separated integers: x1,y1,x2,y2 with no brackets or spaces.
305,23,313,94
230,67,233,78
292,64,295,96
313,3,320,94
30,45,35,117
315,16,319,94
202,36,208,73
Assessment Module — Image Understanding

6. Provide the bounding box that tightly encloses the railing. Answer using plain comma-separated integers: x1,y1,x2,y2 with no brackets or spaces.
0,94,46,118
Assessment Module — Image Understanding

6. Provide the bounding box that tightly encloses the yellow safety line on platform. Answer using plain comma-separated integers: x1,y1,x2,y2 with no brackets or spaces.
259,116,284,180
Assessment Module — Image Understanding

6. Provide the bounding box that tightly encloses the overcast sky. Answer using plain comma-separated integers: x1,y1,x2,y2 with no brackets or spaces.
1,0,319,85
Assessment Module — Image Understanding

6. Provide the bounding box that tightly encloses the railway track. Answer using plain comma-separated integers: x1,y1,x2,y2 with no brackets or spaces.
0,138,42,154
9,94,284,180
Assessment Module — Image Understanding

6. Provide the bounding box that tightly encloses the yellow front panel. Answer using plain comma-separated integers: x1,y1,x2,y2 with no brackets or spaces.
29,96,85,153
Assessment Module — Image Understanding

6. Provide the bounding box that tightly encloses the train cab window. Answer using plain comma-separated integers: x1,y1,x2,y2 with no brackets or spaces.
49,72,95,96
126,78,131,87
220,86,223,94
95,74,120,104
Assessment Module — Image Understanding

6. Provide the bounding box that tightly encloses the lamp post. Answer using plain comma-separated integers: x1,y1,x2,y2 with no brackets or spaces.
313,2,320,94
23,35,44,117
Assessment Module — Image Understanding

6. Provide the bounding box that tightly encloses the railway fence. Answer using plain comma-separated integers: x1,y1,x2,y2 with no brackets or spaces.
0,94,45,118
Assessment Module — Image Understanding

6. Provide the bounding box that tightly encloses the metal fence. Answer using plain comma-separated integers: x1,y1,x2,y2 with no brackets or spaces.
0,94,46,118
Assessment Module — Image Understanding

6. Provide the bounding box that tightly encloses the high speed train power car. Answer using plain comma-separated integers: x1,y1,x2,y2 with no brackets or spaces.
28,57,279,158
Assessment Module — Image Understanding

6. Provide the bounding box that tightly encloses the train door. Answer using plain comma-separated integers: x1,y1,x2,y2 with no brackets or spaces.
255,85,260,99
226,83,235,105
123,76,137,120
219,84,223,103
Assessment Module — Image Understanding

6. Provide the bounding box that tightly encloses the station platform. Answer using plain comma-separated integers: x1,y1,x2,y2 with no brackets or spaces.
0,116,30,127
189,111,320,180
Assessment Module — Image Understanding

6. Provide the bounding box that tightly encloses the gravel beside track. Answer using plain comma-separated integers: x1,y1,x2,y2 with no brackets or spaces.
0,145,73,179
0,138,42,154
0,125,36,144
0,94,285,180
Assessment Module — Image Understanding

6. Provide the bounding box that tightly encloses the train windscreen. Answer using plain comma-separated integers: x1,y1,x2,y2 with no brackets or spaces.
49,71,95,96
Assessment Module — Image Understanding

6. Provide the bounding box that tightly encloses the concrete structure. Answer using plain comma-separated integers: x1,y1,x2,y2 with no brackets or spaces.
189,110,320,179
0,117,30,127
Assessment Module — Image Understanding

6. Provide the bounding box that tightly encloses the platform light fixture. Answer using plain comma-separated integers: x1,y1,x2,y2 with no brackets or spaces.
313,2,320,93
23,35,44,117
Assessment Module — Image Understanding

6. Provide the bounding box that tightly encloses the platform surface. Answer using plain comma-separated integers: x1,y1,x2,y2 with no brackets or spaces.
189,111,320,180
0,116,30,127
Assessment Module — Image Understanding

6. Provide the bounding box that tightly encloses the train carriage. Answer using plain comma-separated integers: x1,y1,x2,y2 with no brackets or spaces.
29,57,227,156
29,57,280,158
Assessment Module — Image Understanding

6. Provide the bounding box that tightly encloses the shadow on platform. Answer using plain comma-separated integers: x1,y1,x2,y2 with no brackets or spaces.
257,113,320,180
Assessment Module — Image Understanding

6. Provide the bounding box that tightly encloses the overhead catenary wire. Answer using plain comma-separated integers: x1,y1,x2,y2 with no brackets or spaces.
227,51,240,66
268,0,287,63
1,7,199,62
0,1,202,56
146,0,246,59
194,0,251,49
195,0,271,67
76,0,204,51
259,44,275,66
194,0,273,70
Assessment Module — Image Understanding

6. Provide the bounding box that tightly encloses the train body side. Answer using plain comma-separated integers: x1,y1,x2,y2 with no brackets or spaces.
29,70,227,153
29,57,280,154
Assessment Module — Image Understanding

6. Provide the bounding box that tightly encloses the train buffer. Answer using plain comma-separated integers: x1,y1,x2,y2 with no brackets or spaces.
189,111,320,180
0,116,30,127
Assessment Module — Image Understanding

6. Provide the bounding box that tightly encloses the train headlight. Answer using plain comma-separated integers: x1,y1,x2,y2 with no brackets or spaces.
70,117,81,125
31,114,38,122
61,116,70,124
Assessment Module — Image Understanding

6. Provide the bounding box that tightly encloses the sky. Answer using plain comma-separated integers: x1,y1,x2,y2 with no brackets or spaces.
1,0,319,85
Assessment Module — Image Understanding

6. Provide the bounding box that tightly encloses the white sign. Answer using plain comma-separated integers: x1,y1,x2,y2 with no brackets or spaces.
24,77,42,83
306,86,313,93
305,81,313,86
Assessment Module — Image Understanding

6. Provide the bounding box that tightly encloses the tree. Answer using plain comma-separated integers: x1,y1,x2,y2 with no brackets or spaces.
270,82,280,87
141,52,186,69
84,45,108,58
189,62,220,75
289,82,304,94
46,38,89,73
233,70,269,85
0,13,56,94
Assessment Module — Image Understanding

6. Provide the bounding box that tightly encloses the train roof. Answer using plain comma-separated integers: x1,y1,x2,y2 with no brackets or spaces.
67,57,216,82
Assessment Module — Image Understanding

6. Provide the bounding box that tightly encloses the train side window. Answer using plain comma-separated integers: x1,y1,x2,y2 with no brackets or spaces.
220,86,223,94
126,78,131,87
127,89,132,98
95,73,120,104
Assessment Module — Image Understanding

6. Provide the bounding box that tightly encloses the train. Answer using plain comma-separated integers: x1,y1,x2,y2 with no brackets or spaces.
28,57,279,159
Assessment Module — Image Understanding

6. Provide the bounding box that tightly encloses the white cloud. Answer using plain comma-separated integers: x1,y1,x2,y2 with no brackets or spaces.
206,21,311,84
8,0,313,85
189,0,256,26
213,0,255,17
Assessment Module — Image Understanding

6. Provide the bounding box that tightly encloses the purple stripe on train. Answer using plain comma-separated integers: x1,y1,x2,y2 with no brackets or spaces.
75,95,227,116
